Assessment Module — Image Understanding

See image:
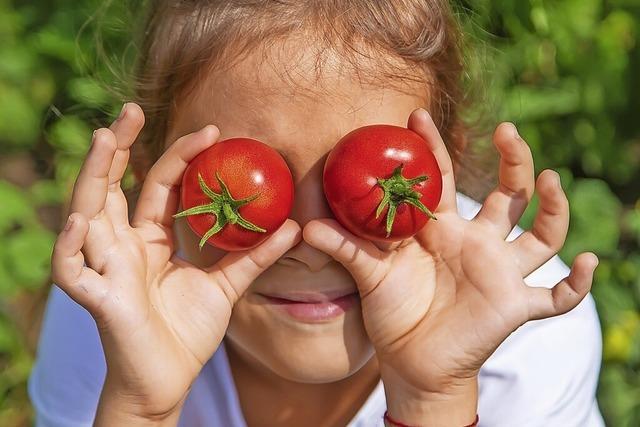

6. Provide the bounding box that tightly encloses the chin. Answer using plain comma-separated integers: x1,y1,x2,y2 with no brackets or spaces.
226,297,375,383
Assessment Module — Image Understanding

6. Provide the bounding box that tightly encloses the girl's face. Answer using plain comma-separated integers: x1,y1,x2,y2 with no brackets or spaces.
165,45,425,383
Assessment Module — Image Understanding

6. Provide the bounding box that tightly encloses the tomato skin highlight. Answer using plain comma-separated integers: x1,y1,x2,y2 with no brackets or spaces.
323,125,442,242
179,138,294,251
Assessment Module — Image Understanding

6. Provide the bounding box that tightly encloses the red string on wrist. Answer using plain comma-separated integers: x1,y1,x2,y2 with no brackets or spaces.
383,411,479,427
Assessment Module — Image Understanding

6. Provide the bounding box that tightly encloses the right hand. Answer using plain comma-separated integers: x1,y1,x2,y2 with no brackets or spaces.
51,103,301,422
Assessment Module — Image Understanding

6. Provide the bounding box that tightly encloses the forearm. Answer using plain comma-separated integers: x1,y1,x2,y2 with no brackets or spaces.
383,376,478,427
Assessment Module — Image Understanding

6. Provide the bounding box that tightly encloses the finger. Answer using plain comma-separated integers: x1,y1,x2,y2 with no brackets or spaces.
104,103,146,227
407,108,457,212
51,213,110,312
510,170,569,277
206,219,302,305
527,252,598,320
108,103,145,183
303,218,389,296
473,123,535,238
82,217,119,274
70,128,118,218
132,125,219,229
69,129,120,272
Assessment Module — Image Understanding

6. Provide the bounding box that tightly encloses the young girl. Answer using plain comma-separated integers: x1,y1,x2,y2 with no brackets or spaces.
29,1,603,426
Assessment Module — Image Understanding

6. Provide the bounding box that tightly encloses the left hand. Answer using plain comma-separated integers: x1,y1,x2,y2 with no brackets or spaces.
303,108,598,425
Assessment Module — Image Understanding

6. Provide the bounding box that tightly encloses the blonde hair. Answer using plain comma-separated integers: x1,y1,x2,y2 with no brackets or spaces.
125,0,492,198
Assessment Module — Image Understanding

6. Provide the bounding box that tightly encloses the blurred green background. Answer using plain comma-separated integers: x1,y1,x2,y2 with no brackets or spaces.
0,0,639,426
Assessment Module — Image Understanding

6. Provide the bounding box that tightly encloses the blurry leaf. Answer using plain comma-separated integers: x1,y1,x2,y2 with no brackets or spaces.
503,78,581,120
31,28,77,64
592,260,637,324
29,72,57,106
558,0,601,38
0,317,20,353
29,179,64,206
599,365,640,426
0,6,25,41
604,310,640,362
562,178,622,260
0,47,36,82
54,154,84,187
0,181,35,233
47,115,91,155
67,77,110,107
0,246,12,294
5,227,55,293
604,323,633,362
625,206,640,246
598,10,636,54
0,84,41,148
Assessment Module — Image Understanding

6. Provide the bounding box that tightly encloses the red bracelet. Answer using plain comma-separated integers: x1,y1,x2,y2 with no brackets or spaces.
383,411,479,427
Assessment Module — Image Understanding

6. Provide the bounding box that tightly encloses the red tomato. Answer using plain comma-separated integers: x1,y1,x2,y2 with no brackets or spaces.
175,138,294,251
323,125,442,242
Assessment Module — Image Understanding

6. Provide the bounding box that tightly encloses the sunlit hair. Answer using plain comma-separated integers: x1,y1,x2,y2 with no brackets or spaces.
124,0,493,198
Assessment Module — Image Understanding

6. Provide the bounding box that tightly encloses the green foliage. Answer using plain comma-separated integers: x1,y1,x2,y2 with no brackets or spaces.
0,0,638,426
0,1,126,425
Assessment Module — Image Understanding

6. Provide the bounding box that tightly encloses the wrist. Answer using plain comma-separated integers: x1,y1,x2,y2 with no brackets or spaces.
382,375,478,427
94,376,185,427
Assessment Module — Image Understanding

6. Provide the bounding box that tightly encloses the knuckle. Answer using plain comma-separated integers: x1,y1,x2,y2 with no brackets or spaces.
51,257,78,286
247,251,269,271
107,180,121,193
50,265,63,284
520,140,533,159
172,132,192,150
533,227,564,253
344,244,362,266
549,238,565,253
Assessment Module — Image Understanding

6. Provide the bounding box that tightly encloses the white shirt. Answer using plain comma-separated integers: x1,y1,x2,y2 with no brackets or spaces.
28,193,605,427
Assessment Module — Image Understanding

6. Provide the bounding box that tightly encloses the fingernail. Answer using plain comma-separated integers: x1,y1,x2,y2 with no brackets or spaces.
92,130,97,141
64,215,74,231
117,103,128,121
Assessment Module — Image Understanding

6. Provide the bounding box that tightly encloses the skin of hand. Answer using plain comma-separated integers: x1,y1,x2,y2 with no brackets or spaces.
50,103,302,425
303,108,599,426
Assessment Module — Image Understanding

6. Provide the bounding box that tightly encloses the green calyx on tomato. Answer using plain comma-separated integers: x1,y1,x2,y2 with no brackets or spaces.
375,164,437,237
173,172,266,249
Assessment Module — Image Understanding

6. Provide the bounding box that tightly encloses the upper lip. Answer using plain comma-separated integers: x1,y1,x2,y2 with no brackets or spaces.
258,290,358,303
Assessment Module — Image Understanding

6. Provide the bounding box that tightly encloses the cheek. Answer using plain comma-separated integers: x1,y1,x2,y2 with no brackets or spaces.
226,295,374,383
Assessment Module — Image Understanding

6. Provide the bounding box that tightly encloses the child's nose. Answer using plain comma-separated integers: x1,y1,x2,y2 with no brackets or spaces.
279,166,335,272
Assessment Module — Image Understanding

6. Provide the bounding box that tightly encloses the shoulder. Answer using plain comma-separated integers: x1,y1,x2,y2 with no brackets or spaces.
455,192,604,426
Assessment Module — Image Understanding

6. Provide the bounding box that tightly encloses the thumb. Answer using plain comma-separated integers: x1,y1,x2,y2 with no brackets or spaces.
303,218,389,296
206,219,301,305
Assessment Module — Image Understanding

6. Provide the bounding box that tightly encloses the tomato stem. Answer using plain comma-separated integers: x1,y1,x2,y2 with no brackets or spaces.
173,172,266,249
375,164,436,237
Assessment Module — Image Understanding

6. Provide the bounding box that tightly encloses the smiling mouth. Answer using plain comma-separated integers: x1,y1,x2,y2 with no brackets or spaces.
260,289,358,302
256,291,360,323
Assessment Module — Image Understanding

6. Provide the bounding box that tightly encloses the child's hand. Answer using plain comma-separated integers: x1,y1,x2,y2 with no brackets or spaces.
50,104,301,425
304,109,598,426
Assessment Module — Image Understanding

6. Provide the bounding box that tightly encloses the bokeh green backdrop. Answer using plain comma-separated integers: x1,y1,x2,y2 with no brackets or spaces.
0,0,639,426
